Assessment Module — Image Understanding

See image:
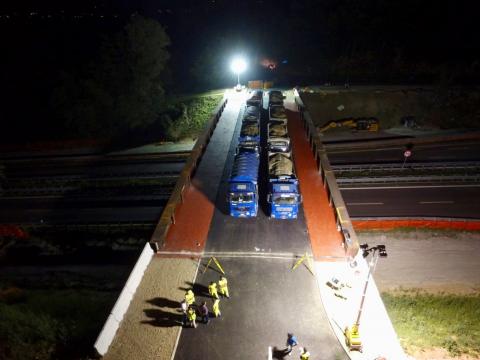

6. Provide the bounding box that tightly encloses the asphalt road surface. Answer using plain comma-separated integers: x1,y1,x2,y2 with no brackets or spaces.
342,184,480,218
328,140,480,164
174,258,347,360
174,94,347,360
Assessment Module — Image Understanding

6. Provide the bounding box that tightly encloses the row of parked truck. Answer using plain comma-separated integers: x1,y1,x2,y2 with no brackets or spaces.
227,90,302,219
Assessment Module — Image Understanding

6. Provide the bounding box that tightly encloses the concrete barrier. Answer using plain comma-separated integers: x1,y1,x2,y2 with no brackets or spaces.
294,89,359,258
93,242,154,356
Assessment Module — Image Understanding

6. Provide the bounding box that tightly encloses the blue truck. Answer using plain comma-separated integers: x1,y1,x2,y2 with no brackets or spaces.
228,147,260,217
239,119,260,150
267,152,302,219
243,105,261,123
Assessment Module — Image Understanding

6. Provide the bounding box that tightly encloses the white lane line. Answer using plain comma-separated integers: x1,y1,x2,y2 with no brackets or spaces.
341,184,480,190
418,200,454,204
157,251,307,260
346,202,384,206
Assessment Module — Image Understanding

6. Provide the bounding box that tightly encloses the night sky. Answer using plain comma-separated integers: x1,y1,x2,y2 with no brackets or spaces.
1,0,479,142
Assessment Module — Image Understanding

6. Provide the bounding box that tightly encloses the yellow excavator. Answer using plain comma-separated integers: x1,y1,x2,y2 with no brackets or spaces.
318,117,379,133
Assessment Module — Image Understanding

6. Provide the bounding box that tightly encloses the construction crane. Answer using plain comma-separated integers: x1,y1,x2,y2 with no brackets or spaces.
318,118,379,133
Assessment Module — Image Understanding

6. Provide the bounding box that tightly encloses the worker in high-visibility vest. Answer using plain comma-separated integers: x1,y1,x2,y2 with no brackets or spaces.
208,281,219,299
187,306,197,328
218,276,230,298
212,299,221,317
300,347,310,360
185,289,195,306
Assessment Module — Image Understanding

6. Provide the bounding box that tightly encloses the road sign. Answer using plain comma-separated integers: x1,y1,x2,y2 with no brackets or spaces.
401,150,412,169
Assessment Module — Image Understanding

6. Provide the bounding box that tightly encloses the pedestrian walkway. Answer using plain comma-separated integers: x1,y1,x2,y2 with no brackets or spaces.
285,100,345,260
315,259,408,360
161,92,245,253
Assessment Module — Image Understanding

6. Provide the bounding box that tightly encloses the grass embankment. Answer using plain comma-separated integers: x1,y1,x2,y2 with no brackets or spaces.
0,288,117,360
0,227,149,360
383,290,480,357
164,91,224,141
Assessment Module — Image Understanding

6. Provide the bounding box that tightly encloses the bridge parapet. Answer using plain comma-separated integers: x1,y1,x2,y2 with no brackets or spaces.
294,90,359,259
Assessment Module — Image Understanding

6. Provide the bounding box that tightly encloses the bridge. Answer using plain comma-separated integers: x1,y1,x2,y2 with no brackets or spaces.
94,89,406,360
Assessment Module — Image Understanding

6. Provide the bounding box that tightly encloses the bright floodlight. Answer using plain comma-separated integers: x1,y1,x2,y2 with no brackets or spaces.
231,58,247,90
231,58,247,74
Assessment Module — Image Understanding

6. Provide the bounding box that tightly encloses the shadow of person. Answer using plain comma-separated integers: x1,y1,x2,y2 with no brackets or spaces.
146,297,179,308
141,308,183,327
272,346,288,359
183,281,209,297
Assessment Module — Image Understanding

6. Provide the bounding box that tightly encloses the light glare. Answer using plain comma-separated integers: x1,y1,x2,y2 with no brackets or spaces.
231,58,247,74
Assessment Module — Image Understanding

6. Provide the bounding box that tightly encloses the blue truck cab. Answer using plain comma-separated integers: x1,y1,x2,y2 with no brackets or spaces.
228,147,260,217
267,153,302,219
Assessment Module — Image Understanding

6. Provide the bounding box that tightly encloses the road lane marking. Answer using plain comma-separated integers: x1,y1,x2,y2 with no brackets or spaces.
418,200,454,204
155,251,342,260
346,202,384,206
340,184,480,190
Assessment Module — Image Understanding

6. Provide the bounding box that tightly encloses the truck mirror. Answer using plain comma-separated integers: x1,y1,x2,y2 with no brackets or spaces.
267,194,272,203
299,195,303,203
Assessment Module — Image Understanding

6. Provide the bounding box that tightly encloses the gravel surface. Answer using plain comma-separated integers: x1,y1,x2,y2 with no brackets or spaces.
103,257,199,360
358,230,480,293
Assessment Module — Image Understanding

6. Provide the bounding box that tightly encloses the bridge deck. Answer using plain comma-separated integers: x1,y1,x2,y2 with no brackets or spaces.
103,91,349,360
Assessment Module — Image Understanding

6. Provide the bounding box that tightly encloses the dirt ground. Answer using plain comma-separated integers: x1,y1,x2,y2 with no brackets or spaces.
358,229,480,360
357,230,480,294
301,87,480,134
103,257,199,360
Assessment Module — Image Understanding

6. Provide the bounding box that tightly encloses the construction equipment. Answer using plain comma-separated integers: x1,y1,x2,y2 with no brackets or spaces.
345,324,363,352
318,118,379,133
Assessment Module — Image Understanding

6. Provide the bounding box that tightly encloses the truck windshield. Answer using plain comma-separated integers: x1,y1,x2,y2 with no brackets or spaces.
230,193,254,202
272,194,297,205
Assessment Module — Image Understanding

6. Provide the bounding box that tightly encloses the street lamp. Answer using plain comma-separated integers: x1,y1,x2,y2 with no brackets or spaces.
345,244,387,352
230,57,247,90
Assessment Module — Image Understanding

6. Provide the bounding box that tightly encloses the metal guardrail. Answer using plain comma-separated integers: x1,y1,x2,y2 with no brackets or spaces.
337,174,480,185
294,90,359,259
149,96,229,251
332,161,480,172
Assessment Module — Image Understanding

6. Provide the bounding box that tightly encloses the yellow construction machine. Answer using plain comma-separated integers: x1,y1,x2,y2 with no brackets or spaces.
318,118,379,133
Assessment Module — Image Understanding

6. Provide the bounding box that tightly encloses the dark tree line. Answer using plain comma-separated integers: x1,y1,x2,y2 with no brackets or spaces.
0,14,171,142
51,15,170,137
168,0,479,88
